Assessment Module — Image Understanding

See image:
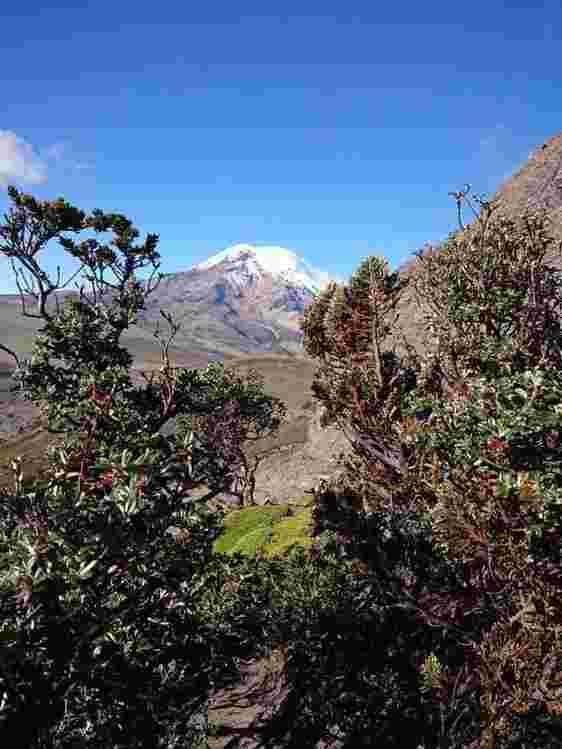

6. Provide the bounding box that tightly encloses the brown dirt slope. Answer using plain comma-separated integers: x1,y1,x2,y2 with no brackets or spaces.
0,351,348,506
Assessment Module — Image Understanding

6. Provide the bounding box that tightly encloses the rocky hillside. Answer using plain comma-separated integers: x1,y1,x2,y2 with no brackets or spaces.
391,132,562,359
493,132,562,244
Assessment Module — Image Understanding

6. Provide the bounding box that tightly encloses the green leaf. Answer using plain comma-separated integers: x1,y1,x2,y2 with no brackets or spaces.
79,558,98,579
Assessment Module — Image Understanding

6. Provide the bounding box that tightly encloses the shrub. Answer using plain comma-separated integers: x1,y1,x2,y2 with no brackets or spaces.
2,183,560,749
0,186,287,747
296,191,562,748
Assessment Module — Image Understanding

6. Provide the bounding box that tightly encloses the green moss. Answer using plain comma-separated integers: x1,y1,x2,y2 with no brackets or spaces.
262,507,314,558
212,503,315,559
212,505,288,556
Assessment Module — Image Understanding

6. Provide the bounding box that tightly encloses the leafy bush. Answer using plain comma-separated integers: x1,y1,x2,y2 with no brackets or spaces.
0,187,287,747
2,184,560,749
297,191,562,748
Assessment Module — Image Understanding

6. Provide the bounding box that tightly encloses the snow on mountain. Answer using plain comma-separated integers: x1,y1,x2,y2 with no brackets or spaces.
129,243,345,356
192,244,341,296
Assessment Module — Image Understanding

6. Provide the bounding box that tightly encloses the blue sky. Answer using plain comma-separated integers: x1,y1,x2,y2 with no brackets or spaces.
1,1,561,294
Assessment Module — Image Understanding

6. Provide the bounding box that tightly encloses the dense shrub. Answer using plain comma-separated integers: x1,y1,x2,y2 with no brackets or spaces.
296,192,561,748
0,187,287,747
1,183,560,749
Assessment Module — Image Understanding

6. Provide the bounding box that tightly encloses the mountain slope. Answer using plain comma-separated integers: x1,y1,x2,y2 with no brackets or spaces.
0,244,342,360
491,132,562,260
392,132,562,359
135,244,344,356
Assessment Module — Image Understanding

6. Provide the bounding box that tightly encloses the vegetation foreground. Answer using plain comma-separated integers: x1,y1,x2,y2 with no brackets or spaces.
0,185,560,748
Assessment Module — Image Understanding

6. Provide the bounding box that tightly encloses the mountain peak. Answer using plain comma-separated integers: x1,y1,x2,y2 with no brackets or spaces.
192,243,340,296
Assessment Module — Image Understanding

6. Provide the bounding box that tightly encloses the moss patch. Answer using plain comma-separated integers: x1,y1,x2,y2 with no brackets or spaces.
212,503,314,559
212,505,287,556
262,507,314,558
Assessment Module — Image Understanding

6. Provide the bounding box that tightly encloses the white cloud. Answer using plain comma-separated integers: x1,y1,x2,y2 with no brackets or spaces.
0,130,48,185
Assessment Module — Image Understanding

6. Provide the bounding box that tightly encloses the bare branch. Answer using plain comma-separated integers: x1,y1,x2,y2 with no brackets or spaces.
0,343,21,367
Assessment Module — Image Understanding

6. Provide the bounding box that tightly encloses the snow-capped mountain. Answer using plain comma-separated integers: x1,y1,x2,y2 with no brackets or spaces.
0,243,343,359
134,244,343,357
193,244,337,296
